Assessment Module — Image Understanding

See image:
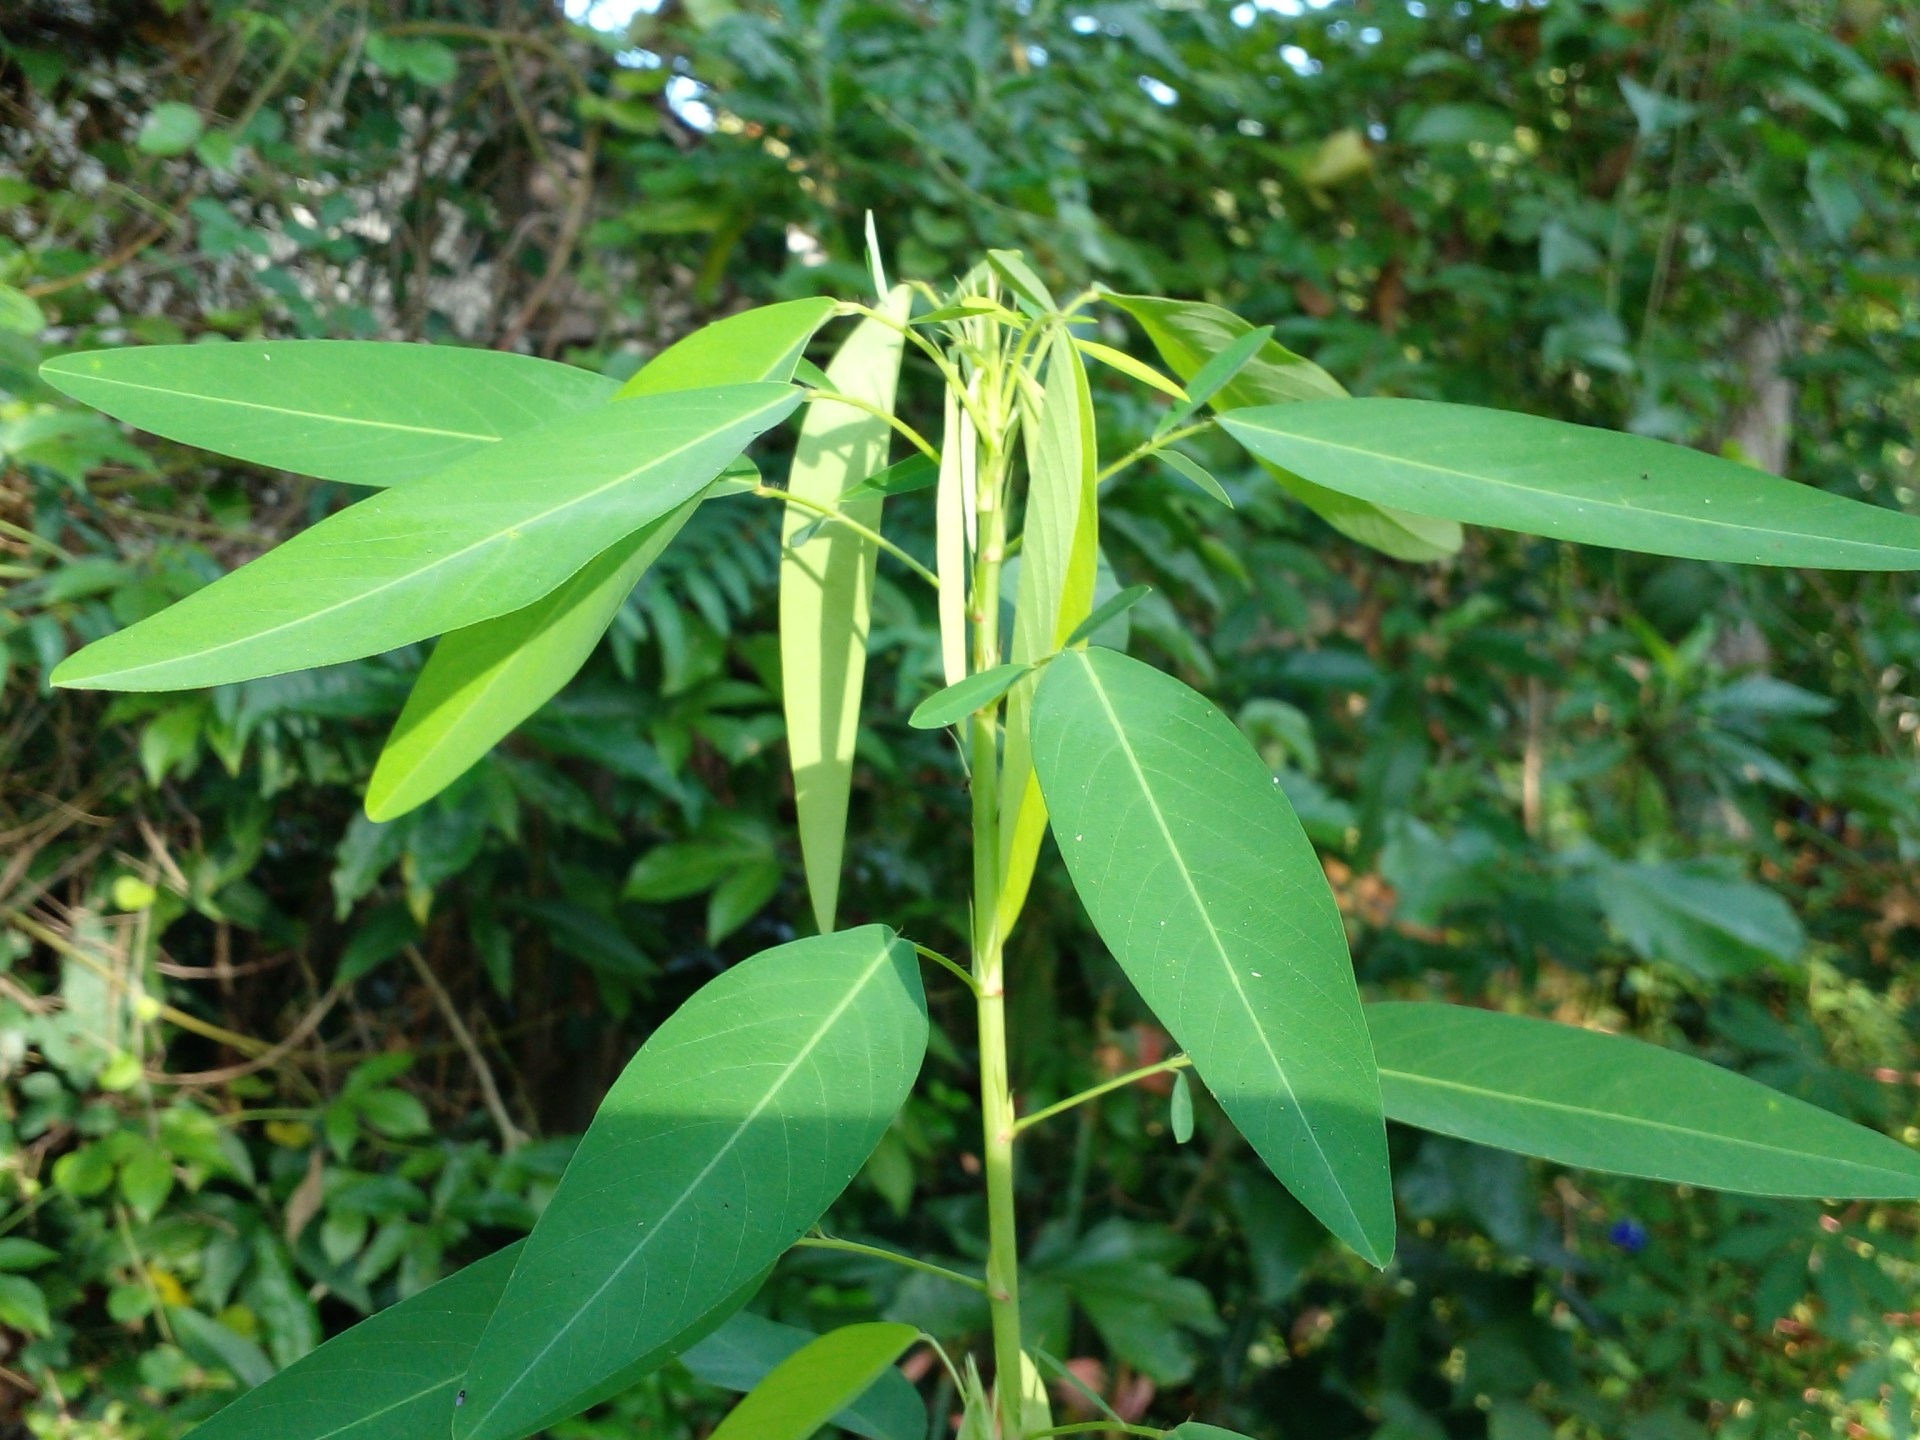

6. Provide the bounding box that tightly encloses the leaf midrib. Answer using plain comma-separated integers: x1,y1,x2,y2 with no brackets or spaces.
1071,652,1364,1239
44,369,504,444
1225,411,1915,555
76,393,785,685
1378,1065,1920,1183
473,936,899,1426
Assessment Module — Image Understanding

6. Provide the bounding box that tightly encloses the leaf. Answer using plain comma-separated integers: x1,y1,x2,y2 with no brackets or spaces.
0,283,46,335
999,330,1100,935
0,1274,51,1336
1596,857,1804,979
1071,338,1188,400
0,1239,59,1272
707,1323,920,1440
935,386,971,686
780,287,911,934
617,299,838,399
456,927,927,1440
681,1312,926,1440
178,1243,517,1440
137,102,204,156
1064,584,1150,648
986,249,1056,312
1170,1071,1195,1143
1168,1426,1258,1440
1219,399,1920,569
1161,450,1233,507
52,384,802,691
365,500,698,820
1368,1002,1920,1197
1031,647,1393,1265
41,342,618,488
907,663,1031,730
840,454,938,504
1152,324,1271,438
1105,294,1461,562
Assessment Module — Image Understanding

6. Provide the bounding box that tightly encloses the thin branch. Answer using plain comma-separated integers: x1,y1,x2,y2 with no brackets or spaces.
801,386,943,465
1012,1055,1192,1137
1096,421,1216,486
792,1235,990,1294
404,944,526,1153
911,942,983,996
758,485,940,590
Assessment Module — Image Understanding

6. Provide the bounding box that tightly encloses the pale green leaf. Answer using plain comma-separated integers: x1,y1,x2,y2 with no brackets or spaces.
681,1312,926,1440
1032,647,1393,1265
907,662,1031,730
708,1322,919,1440
137,102,204,156
1168,1425,1258,1440
457,927,927,1440
1369,1002,1920,1196
52,384,801,691
1105,293,1461,561
1071,338,1188,400
0,284,46,336
365,501,698,821
935,387,970,686
1220,399,1920,569
986,249,1056,312
1064,582,1149,649
617,299,837,398
41,342,618,487
1161,450,1233,507
780,287,912,934
1170,1071,1195,1144
1152,325,1271,438
998,330,1099,934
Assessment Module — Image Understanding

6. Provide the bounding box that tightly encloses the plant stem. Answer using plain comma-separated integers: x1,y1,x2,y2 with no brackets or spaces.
967,435,1028,1440
1095,420,1216,486
802,386,943,464
1029,1424,1165,1439
1010,1055,1192,1137
792,1236,990,1295
913,942,984,996
757,486,941,590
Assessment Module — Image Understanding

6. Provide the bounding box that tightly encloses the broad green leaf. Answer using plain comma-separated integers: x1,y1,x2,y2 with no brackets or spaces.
1595,857,1804,979
1220,399,1920,569
998,330,1099,935
780,286,912,934
1161,450,1233,507
1031,647,1393,1264
681,1312,927,1440
707,1322,919,1440
1105,294,1461,562
908,662,1031,730
53,384,801,691
180,1242,519,1440
1064,582,1149,649
41,342,618,488
1368,1002,1920,1197
363,301,826,819
616,298,837,398
136,102,204,155
365,500,699,820
456,927,927,1440
1152,324,1271,437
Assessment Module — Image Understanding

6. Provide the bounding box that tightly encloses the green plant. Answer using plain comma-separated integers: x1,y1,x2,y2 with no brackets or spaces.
34,243,1920,1440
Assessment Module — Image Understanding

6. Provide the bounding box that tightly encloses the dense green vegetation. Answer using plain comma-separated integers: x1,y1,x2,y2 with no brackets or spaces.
4,1,1920,1438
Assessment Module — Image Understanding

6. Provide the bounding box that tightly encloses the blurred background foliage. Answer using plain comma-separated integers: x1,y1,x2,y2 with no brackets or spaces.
4,0,1920,1436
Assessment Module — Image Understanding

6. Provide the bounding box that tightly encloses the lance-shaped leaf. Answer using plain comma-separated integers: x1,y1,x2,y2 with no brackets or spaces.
681,1312,926,1440
935,387,970,686
1032,647,1393,1265
41,342,616,488
363,303,831,819
908,663,1031,731
617,298,837,398
364,501,698,821
1220,399,1920,569
780,287,911,934
181,1242,519,1440
52,384,801,692
1105,294,1461,562
707,1323,921,1440
998,330,1099,935
456,926,927,1440
1368,1002,1920,1197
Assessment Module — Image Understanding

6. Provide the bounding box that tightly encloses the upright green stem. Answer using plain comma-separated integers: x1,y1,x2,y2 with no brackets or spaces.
968,436,1027,1439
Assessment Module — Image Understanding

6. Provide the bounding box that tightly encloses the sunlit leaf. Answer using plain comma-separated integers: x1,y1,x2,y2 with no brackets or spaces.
617,299,837,398
780,287,911,934
681,1313,926,1440
707,1323,920,1440
1220,399,1920,569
